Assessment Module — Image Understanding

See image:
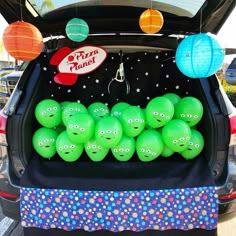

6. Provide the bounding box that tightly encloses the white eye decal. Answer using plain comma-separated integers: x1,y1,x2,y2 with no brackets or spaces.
39,142,43,146
50,139,55,142
92,145,96,148
140,119,144,123
194,115,198,118
47,108,52,111
100,131,105,134
114,149,118,152
179,137,184,141
86,146,91,149
100,108,104,111
141,148,145,152
69,125,73,128
44,139,49,143
186,136,190,140
160,113,165,117
59,147,63,150
128,119,133,123
94,109,99,112
107,130,112,133
53,107,58,110
64,145,68,148
189,142,193,145
187,114,192,118
152,152,156,156
98,146,102,149
75,108,80,111
153,112,158,115
125,149,129,152
147,150,151,153
173,139,178,144
135,119,139,122
70,145,75,148
114,112,118,115
74,125,79,128
80,128,85,131
166,116,170,119
195,144,200,148
69,108,73,111
113,131,118,134
119,148,124,152
180,114,185,117
42,111,46,115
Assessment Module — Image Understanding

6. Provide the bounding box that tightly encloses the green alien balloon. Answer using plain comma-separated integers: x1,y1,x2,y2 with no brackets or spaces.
136,130,164,162
60,101,71,110
88,102,110,120
62,102,87,126
85,138,109,162
145,96,174,129
111,135,135,161
174,96,203,127
56,131,83,162
180,129,204,160
163,93,181,106
162,119,192,152
95,116,123,148
35,99,62,128
110,102,130,118
32,127,58,159
66,113,95,144
161,145,175,157
119,106,145,137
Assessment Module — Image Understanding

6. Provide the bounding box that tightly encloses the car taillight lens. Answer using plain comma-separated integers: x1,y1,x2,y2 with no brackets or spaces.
0,110,7,145
229,115,236,145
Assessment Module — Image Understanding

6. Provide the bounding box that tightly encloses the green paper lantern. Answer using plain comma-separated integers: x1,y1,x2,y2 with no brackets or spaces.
119,106,145,137
85,138,109,162
180,129,204,160
56,131,83,162
136,130,164,162
111,135,135,161
145,96,174,128
32,127,58,159
88,102,110,121
174,96,203,127
67,113,95,144
66,18,89,42
162,119,191,152
35,99,62,128
95,116,123,148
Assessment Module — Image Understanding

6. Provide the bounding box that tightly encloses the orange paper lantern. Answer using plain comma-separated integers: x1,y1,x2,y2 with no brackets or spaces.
139,9,164,34
2,21,43,61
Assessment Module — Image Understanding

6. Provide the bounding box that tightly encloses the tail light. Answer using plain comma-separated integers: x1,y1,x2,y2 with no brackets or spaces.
229,114,236,145
0,110,7,145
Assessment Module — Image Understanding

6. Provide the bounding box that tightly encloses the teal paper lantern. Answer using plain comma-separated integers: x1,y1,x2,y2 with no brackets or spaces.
66,18,89,42
176,33,225,78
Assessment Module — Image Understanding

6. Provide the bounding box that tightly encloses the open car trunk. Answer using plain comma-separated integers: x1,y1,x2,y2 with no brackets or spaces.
6,36,230,235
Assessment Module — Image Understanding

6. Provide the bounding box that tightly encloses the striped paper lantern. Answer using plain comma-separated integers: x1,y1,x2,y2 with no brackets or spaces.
139,9,164,34
2,21,43,61
65,18,89,42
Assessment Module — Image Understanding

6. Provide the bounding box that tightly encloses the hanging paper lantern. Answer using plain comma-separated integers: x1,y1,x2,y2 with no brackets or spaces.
139,8,164,34
175,33,225,78
2,21,43,61
65,18,89,42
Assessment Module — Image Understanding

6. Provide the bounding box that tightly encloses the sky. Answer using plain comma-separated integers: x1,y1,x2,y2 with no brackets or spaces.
0,5,235,63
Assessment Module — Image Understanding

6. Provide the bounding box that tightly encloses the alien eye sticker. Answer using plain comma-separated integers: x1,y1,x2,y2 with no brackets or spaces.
33,94,204,162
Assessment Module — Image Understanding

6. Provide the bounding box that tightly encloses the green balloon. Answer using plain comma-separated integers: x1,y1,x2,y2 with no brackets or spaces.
180,129,204,160
119,106,145,137
32,127,58,159
56,131,83,162
62,102,87,126
85,138,109,162
35,99,62,128
162,119,191,152
163,93,181,106
66,113,95,144
174,96,203,127
60,101,71,110
110,102,130,118
145,96,174,128
88,102,109,120
136,130,164,162
95,116,123,148
161,145,175,157
111,135,135,161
